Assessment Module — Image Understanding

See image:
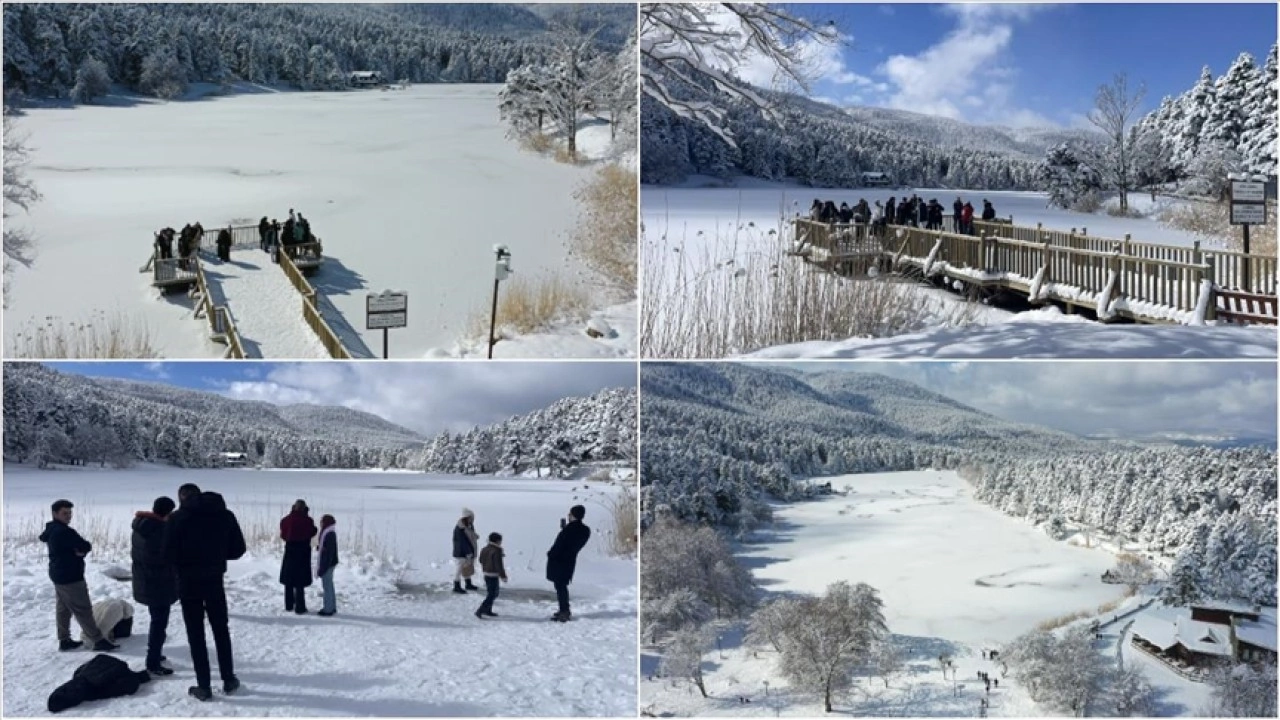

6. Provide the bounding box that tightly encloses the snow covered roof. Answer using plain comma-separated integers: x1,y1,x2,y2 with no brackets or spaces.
1132,606,1232,656
1191,600,1260,615
350,71,380,78
1234,607,1277,652
861,172,887,178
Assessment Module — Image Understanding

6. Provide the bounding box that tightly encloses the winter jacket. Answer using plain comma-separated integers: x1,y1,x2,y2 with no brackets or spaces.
80,599,134,644
982,203,996,221
478,543,507,580
278,511,317,587
545,519,591,584
40,520,91,585
280,510,317,543
953,200,964,218
131,512,176,607
162,492,246,582
46,654,150,713
452,521,478,558
316,526,339,578
961,204,974,223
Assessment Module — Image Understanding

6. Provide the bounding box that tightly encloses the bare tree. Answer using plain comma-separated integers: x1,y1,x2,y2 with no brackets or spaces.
775,582,888,712
3,113,40,307
1082,74,1147,213
659,625,714,697
640,2,837,146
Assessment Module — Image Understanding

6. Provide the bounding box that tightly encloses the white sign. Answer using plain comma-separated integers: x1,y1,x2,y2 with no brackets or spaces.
367,292,407,314
367,311,407,330
1230,202,1267,225
1231,180,1266,203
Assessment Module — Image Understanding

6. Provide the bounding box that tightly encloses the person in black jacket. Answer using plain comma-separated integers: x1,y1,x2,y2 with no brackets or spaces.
884,197,896,226
981,199,997,221
257,217,270,251
46,655,151,713
40,500,115,653
132,497,178,675
953,197,964,232
546,505,591,622
162,483,246,702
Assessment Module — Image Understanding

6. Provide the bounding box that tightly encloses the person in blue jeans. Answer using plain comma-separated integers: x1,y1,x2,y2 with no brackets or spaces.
316,514,339,616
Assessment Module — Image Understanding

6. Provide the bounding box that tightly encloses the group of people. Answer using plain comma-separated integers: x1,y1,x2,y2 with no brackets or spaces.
40,491,593,706
806,195,999,236
257,209,316,261
152,223,205,270
451,504,592,622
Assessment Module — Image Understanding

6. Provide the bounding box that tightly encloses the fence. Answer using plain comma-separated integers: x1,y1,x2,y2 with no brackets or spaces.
279,250,351,359
192,258,246,358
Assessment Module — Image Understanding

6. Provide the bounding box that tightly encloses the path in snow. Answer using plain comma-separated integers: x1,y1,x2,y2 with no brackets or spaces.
200,253,327,359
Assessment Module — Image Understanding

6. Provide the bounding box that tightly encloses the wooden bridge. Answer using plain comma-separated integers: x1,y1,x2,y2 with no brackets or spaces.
791,216,1278,326
139,222,351,358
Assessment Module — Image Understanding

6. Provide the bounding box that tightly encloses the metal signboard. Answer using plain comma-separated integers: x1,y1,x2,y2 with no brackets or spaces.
1230,202,1267,226
1231,180,1266,203
367,311,407,330
367,292,407,314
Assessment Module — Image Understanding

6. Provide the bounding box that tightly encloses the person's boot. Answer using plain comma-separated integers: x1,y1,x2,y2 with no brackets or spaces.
188,686,213,702
452,582,467,595
551,611,571,622
474,608,486,620
223,676,241,695
147,663,174,676
58,639,83,652
93,639,119,652
464,579,479,592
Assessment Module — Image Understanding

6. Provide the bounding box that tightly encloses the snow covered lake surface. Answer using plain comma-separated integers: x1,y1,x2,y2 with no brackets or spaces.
7,85,630,358
641,182,1275,359
3,464,637,716
642,470,1133,717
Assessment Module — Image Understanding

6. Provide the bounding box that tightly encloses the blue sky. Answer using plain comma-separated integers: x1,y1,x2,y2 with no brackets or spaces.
42,362,637,435
762,3,1278,128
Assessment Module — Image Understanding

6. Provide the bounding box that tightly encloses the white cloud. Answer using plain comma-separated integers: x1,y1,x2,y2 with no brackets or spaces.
219,363,635,436
144,361,170,379
875,5,1059,127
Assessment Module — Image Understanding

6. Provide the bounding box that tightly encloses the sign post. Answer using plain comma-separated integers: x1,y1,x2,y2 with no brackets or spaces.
1229,174,1268,292
366,290,407,359
489,245,514,359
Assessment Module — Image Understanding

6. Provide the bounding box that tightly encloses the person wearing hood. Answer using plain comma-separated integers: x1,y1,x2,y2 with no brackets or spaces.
452,509,480,594
981,199,997,222
546,505,591,622
315,515,339,617
132,497,178,675
162,483,246,702
40,499,116,653
279,500,317,614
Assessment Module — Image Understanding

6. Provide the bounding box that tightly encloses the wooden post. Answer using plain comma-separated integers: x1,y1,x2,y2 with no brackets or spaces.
1203,255,1217,322
1082,226,1088,238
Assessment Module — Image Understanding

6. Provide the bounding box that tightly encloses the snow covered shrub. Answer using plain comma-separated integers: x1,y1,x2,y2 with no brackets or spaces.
640,514,755,621
643,589,711,644
1202,659,1278,717
659,625,714,697
469,271,590,338
1004,626,1151,716
4,311,158,358
570,163,637,294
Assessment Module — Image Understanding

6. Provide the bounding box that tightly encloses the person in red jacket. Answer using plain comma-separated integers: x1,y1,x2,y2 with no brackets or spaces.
279,500,317,614
961,202,975,235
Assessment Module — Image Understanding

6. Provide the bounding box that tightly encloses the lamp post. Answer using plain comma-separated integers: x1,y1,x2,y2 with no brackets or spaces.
489,245,514,359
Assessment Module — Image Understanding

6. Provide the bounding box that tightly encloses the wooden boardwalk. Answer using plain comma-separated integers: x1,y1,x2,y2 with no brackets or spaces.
791,218,1278,325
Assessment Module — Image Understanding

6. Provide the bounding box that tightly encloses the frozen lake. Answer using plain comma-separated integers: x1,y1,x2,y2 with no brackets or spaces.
7,86,595,358
738,470,1127,646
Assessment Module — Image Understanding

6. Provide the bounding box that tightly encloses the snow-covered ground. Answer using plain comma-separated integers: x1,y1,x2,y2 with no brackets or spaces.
435,300,638,359
6,85,633,358
642,470,1131,717
641,182,1274,358
3,464,637,716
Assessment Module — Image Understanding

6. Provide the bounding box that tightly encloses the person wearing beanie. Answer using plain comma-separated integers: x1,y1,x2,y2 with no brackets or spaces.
546,505,591,622
452,508,480,594
279,500,317,614
132,497,178,675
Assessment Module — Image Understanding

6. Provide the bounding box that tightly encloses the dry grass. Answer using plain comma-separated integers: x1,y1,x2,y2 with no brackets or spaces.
570,164,638,294
1160,198,1277,256
5,310,159,359
603,484,638,557
469,271,591,339
1035,609,1092,632
641,221,979,358
521,132,555,154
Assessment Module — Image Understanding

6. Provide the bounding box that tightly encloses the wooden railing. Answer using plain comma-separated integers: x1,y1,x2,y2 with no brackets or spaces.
279,250,351,359
192,258,247,358
153,256,198,285
199,224,261,251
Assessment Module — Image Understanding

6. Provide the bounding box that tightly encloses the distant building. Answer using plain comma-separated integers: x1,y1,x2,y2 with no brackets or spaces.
1131,602,1277,670
861,171,891,187
213,451,248,467
348,71,384,88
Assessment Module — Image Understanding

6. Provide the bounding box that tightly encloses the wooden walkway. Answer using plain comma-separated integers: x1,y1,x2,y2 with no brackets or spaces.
791,217,1278,325
141,222,351,358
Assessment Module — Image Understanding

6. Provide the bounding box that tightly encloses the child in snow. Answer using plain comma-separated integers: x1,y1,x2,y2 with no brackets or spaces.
474,532,507,619
315,514,338,616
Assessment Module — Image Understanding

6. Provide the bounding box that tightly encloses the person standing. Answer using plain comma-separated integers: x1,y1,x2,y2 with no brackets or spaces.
546,505,591,622
474,532,508,619
279,500,317,614
315,514,339,617
163,483,246,702
452,509,480,594
41,500,116,653
982,199,997,221
132,497,178,675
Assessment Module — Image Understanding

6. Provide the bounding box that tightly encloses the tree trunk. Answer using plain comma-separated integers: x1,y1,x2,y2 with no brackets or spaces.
695,674,707,698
